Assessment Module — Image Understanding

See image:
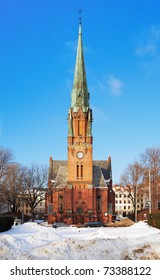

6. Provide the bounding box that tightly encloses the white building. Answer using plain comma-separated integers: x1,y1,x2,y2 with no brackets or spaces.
113,185,134,217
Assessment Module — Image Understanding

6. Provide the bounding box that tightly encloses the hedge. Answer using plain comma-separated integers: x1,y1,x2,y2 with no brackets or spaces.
0,216,14,232
148,213,160,229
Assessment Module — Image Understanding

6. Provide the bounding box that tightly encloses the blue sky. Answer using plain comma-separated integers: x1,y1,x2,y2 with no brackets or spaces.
0,0,160,184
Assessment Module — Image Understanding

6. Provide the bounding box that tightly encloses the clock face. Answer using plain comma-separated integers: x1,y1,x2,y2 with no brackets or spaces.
77,151,84,159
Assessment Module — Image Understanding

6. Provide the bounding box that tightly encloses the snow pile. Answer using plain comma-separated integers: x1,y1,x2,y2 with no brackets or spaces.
0,222,160,260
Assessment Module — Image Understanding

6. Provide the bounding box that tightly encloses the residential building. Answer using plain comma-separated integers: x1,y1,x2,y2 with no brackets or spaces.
113,185,134,217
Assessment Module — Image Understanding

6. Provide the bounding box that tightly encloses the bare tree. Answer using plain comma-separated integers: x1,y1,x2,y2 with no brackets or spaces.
0,147,13,211
140,146,160,210
0,163,25,212
21,163,48,221
0,147,13,183
121,161,145,221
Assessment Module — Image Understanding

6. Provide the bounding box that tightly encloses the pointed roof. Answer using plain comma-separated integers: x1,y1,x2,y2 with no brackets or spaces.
71,22,89,112
49,159,112,188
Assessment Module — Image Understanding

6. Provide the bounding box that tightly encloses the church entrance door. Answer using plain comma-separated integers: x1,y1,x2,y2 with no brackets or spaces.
75,206,84,225
76,215,84,225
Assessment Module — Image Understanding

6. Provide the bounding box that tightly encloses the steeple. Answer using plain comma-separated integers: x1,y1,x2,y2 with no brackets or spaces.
71,21,89,112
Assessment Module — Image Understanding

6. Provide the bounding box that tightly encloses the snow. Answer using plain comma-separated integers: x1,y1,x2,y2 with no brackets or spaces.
0,221,160,260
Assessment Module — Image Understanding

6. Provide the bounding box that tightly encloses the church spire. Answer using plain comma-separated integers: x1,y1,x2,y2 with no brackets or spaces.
71,21,89,112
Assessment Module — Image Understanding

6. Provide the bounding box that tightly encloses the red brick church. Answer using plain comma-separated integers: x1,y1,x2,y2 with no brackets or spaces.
46,21,115,225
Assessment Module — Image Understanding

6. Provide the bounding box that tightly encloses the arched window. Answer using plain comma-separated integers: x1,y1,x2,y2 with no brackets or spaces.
76,207,84,215
59,195,64,213
77,163,83,179
97,195,101,211
78,120,82,136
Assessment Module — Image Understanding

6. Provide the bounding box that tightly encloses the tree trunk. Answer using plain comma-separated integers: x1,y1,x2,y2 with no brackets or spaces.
31,208,35,222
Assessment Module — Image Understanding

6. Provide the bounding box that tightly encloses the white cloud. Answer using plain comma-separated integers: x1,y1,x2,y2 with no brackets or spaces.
91,105,110,123
97,74,123,96
136,25,160,56
65,77,72,90
107,75,123,95
136,44,156,56
65,41,77,52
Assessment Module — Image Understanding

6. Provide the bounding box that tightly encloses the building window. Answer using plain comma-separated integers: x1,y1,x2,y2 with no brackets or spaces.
78,120,82,136
158,202,160,210
77,164,83,179
59,202,63,212
48,203,53,214
97,195,101,211
59,195,64,213
77,164,79,179
97,202,101,211
76,207,84,215
81,165,83,178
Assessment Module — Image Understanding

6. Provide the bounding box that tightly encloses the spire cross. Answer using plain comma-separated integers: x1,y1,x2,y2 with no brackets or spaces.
78,9,83,24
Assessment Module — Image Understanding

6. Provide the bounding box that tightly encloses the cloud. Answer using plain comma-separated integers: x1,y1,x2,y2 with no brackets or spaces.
97,74,123,96
136,44,156,56
135,25,160,56
91,105,110,123
107,75,123,95
65,41,77,52
65,77,72,90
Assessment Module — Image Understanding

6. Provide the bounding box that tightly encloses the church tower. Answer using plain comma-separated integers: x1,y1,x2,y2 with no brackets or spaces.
46,19,115,225
68,21,93,186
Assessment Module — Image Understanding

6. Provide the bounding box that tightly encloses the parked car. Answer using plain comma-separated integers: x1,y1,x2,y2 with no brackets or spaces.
53,222,67,228
84,221,103,227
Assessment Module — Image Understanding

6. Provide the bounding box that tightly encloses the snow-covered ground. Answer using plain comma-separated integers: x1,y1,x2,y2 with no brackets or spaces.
0,221,160,260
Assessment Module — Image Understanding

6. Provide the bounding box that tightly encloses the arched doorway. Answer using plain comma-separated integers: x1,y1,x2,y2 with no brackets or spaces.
75,206,84,224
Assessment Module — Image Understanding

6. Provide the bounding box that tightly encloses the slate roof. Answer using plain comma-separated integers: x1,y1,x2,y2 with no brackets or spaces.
93,160,112,181
54,165,68,188
49,158,112,189
92,165,106,188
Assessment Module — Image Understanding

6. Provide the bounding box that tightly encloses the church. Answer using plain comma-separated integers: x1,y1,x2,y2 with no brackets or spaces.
46,20,115,225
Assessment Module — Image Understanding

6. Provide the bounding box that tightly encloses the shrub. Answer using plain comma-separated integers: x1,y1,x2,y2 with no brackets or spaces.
0,216,14,232
148,213,160,229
